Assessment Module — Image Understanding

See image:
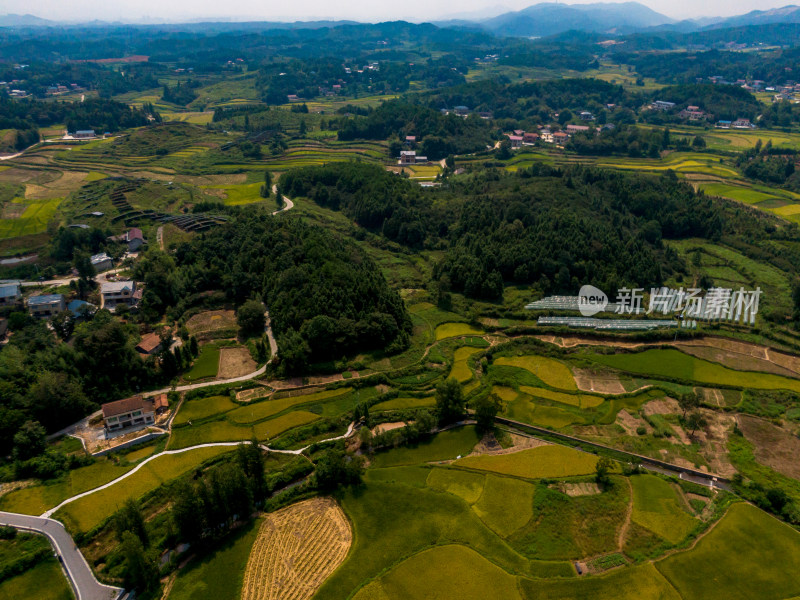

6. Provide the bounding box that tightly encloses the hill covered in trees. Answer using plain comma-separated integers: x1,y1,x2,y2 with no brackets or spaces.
169,212,411,373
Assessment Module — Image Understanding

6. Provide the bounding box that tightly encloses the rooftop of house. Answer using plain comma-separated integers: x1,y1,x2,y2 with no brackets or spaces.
127,228,144,241
102,395,153,419
27,294,63,306
67,299,93,317
0,282,20,298
101,280,136,294
153,394,169,410
136,332,163,353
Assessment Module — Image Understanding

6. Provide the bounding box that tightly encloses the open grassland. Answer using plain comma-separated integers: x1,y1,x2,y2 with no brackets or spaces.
520,562,679,600
630,475,698,545
173,394,238,425
434,322,484,340
454,444,598,479
656,503,800,600
449,346,482,383
0,459,133,515
372,395,435,411
169,517,262,600
200,182,266,206
354,545,522,600
241,497,351,600
55,446,234,532
370,427,480,468
161,111,214,125
589,349,800,392
0,558,74,600
494,355,577,390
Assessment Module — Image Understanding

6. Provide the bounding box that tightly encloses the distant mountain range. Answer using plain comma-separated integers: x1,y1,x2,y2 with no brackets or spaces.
6,3,800,37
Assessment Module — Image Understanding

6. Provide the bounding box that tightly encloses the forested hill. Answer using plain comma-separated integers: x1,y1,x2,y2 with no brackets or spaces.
280,162,789,302
171,212,411,373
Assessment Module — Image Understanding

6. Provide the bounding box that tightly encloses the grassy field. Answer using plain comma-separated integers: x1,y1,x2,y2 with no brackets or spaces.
0,460,133,515
370,427,480,468
434,322,484,340
505,394,585,429
520,562,679,600
0,558,74,600
519,386,604,409
169,518,262,600
426,467,486,504
173,394,238,425
354,544,522,600
589,349,800,393
167,410,319,448
200,182,266,206
630,475,697,545
372,396,435,411
55,446,234,532
656,503,800,600
454,445,598,479
494,355,577,390
473,474,536,537
184,343,222,381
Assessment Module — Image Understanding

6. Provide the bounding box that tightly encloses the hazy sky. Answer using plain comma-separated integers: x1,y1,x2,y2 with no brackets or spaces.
1,0,797,23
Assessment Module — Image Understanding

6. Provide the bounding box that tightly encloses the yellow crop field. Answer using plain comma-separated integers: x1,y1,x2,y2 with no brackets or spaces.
435,322,484,340
494,355,577,390
241,497,352,600
520,386,604,408
454,444,598,479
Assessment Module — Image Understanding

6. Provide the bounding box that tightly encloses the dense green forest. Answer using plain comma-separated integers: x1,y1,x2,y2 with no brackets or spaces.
281,161,798,304
164,212,412,372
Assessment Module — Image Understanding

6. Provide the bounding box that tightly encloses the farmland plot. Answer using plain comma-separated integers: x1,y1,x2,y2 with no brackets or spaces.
241,497,352,600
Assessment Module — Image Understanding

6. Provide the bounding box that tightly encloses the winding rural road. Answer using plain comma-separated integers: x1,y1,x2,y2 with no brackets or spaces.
271,184,294,215
0,512,123,600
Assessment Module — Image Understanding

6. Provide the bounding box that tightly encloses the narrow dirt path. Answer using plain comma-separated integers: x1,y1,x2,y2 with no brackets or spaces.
617,477,634,552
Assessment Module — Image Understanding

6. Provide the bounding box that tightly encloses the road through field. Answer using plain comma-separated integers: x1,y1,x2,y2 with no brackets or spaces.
0,512,122,600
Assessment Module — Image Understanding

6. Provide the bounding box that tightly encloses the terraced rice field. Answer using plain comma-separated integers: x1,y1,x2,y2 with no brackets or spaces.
630,475,698,545
494,355,577,390
241,497,352,600
519,386,604,408
450,346,482,383
434,322,484,340
454,444,598,479
0,198,61,239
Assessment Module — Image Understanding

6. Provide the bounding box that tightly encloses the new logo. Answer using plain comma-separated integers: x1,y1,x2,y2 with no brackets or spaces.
578,285,608,316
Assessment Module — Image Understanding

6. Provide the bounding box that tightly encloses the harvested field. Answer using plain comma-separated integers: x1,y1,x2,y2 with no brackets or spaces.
573,369,626,394
241,497,352,600
555,482,601,497
677,345,798,378
186,310,237,338
217,346,257,378
236,387,271,402
372,422,407,435
737,414,800,479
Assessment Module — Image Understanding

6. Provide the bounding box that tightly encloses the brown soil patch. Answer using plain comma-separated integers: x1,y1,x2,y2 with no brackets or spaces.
1,203,25,218
555,482,601,497
0,479,35,498
616,409,651,436
241,497,352,600
236,387,271,402
573,368,626,394
0,167,36,183
737,414,800,479
185,309,237,337
217,346,257,378
677,345,798,378
642,397,680,416
371,422,407,435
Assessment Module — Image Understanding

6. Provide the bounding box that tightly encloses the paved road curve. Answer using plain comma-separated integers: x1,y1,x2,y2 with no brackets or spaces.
0,512,122,600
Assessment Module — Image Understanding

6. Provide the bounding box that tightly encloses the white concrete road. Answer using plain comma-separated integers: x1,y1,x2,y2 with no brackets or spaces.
0,512,122,600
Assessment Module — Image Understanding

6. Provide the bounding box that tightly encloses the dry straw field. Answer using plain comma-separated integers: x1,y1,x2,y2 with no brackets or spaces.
241,497,352,600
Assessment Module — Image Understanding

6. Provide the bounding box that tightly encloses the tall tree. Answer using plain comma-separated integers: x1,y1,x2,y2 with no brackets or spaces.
435,378,465,425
